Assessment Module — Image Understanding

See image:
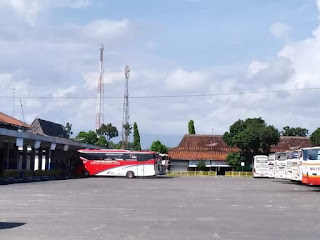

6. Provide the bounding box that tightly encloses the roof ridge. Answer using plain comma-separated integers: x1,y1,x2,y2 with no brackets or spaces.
185,134,223,137
36,118,64,127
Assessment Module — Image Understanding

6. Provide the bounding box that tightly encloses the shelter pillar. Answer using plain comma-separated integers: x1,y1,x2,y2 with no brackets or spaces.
3,142,9,170
30,148,35,171
22,145,27,170
38,147,43,171
45,148,50,170
10,145,18,169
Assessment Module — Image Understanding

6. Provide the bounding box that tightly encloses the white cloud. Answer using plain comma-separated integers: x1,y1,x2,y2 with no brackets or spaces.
52,85,77,98
0,0,91,25
270,22,291,40
83,71,124,90
247,60,269,78
80,19,130,42
2,0,320,148
165,68,209,93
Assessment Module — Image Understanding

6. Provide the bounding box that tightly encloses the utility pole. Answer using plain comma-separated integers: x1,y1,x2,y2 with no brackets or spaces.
121,65,130,149
96,44,104,130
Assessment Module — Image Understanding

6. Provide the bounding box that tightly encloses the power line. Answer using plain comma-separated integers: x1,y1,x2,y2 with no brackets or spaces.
0,87,319,100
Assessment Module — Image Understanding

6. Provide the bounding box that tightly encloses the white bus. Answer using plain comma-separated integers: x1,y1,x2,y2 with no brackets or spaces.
267,153,275,178
301,147,320,185
285,150,299,180
274,152,286,179
253,155,269,178
291,150,303,182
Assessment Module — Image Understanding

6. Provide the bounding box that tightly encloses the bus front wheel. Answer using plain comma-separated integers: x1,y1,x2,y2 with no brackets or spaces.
126,171,135,179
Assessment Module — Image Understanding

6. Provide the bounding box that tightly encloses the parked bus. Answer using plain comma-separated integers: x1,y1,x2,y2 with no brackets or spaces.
158,153,169,175
285,150,299,180
291,150,303,182
253,155,269,178
268,153,275,178
274,152,286,179
77,149,160,178
301,147,320,185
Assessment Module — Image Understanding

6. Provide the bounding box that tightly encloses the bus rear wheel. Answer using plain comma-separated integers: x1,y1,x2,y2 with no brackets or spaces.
126,171,135,179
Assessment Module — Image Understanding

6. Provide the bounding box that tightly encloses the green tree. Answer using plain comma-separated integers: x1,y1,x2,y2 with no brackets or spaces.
76,130,98,145
197,160,206,171
115,141,133,149
310,128,320,146
121,123,133,149
223,118,280,163
188,120,196,134
150,140,168,154
95,136,108,147
132,122,141,150
96,123,119,140
65,122,73,138
123,123,132,137
281,126,308,137
226,152,245,168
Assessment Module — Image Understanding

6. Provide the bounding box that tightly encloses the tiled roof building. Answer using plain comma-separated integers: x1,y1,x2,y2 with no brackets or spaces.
28,118,68,138
169,134,312,161
168,134,312,173
0,112,31,130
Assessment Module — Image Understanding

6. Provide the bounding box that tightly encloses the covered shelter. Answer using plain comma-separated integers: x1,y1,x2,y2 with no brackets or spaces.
0,113,100,175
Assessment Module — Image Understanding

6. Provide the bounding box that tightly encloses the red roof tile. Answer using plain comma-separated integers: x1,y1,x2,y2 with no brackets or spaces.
0,112,31,129
168,134,312,161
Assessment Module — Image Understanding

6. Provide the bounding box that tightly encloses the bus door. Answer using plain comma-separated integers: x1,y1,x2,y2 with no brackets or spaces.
127,153,140,176
137,155,145,176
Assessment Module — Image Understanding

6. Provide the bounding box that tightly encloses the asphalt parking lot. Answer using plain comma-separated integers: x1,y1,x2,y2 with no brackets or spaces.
1,176,320,240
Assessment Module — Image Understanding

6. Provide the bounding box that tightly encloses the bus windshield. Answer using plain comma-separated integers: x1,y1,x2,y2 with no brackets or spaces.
287,151,298,159
303,149,320,160
277,153,286,161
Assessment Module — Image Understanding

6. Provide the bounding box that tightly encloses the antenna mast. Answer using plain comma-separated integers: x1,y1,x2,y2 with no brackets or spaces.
122,65,130,149
20,98,25,123
96,44,104,130
11,84,16,117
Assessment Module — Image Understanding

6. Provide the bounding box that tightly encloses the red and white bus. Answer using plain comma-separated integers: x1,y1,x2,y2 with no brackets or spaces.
76,149,160,178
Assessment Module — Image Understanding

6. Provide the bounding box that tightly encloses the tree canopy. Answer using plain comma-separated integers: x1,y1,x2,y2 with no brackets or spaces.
223,118,280,161
133,122,141,151
281,126,308,137
96,123,119,140
150,140,168,154
188,120,196,134
310,128,320,146
197,160,206,171
226,152,245,168
95,136,108,147
76,130,98,145
65,122,73,138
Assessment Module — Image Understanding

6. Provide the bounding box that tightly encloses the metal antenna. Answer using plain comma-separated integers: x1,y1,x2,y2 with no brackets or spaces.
96,44,104,130
11,84,16,117
20,98,25,123
17,98,26,131
121,65,130,149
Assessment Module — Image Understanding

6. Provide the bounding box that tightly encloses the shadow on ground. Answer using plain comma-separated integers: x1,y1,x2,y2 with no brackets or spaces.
0,222,25,230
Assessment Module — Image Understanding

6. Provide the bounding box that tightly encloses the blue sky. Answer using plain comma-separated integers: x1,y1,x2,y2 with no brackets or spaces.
1,0,320,148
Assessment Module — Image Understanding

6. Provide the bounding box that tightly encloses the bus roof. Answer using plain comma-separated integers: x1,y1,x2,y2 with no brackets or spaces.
300,147,320,150
78,149,156,154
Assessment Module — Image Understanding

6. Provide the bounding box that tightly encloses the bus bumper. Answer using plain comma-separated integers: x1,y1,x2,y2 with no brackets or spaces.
303,175,320,185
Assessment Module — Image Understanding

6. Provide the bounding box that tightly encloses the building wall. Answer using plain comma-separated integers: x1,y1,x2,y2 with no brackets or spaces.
170,160,189,171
